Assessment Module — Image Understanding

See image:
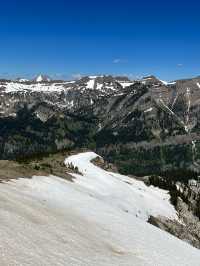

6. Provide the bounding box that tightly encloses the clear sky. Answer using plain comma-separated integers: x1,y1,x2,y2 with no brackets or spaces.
0,0,200,81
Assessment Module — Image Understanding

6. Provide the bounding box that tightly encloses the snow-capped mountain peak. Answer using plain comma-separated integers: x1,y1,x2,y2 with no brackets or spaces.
34,74,51,83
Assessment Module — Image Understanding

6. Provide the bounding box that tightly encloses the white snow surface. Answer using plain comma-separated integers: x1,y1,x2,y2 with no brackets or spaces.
65,152,177,221
159,79,176,86
144,107,153,113
3,81,73,93
17,78,29,83
0,152,200,266
118,81,134,88
86,79,95,89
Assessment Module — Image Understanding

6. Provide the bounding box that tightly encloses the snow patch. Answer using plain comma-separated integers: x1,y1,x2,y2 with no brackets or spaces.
118,81,134,88
96,83,103,90
3,82,72,93
17,78,29,83
86,79,95,89
35,75,51,82
160,79,176,86
144,107,153,113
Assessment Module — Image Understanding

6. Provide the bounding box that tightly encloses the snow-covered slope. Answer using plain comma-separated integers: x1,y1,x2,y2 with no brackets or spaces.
65,152,177,221
3,81,73,93
0,75,133,95
0,152,200,265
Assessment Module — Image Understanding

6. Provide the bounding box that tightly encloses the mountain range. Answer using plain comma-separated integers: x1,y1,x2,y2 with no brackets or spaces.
1,74,200,177
1,73,200,258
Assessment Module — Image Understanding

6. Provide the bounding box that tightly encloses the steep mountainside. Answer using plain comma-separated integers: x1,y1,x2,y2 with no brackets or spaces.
1,74,200,176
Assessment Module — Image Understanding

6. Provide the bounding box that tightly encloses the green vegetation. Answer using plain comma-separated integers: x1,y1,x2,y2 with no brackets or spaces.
100,142,196,177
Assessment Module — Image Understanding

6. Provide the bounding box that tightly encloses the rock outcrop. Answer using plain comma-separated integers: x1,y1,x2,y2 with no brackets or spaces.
146,173,200,249
148,197,200,249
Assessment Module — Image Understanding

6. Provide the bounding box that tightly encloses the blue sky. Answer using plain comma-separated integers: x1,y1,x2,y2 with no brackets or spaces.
0,0,200,81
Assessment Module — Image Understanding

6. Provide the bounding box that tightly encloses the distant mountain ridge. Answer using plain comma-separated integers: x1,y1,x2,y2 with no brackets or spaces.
1,74,200,176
